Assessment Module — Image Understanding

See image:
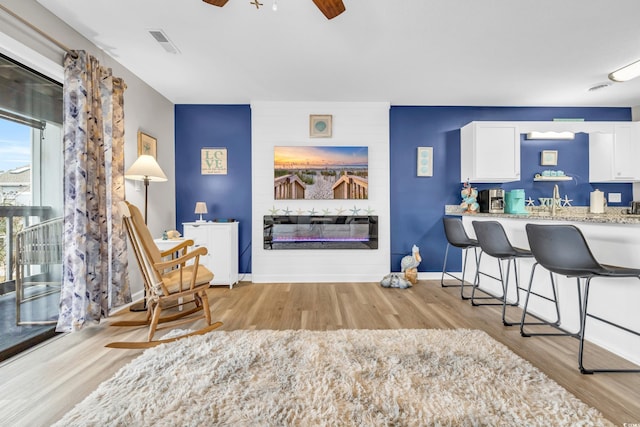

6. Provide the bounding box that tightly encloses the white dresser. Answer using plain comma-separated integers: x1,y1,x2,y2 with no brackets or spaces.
182,221,239,288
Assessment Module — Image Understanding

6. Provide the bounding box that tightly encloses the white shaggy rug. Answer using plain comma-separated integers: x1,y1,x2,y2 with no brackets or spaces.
54,329,612,426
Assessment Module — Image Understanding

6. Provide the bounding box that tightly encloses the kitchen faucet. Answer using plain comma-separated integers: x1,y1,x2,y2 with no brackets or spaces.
551,184,560,216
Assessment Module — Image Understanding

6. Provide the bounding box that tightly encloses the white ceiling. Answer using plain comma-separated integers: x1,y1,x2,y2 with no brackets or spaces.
37,0,640,107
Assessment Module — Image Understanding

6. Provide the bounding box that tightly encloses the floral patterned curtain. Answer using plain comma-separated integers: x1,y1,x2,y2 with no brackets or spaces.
56,51,130,332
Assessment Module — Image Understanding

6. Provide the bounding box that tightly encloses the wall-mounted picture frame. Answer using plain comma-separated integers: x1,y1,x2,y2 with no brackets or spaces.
201,147,228,175
274,146,368,199
309,114,332,138
137,131,157,159
541,150,558,166
417,146,433,177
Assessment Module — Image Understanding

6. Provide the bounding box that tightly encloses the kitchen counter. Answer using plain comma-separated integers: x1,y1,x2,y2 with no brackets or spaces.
444,205,640,225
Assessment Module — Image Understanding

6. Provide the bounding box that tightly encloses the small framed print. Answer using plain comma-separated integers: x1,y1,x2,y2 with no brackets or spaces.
417,147,433,177
137,132,157,159
541,150,558,166
310,114,332,138
201,147,228,175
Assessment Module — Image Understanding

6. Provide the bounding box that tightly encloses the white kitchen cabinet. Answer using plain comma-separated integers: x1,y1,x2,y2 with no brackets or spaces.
589,122,640,182
460,121,521,183
183,221,239,288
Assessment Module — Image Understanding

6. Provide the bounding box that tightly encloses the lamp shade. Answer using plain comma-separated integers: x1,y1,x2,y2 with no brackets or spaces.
125,155,168,182
194,202,208,214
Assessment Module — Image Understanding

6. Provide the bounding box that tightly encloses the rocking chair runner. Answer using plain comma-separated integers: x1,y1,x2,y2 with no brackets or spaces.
106,201,222,349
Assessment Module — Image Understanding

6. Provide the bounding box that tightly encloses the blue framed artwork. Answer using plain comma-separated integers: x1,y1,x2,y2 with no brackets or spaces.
417,146,433,177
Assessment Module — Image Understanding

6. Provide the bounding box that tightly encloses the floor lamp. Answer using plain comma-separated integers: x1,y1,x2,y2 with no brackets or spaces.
124,154,168,311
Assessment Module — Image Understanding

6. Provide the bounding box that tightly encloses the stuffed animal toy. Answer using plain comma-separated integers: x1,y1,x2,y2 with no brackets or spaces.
380,273,412,289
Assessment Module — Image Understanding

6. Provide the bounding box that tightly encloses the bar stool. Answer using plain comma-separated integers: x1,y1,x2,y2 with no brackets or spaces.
440,217,480,299
524,223,640,374
471,220,533,326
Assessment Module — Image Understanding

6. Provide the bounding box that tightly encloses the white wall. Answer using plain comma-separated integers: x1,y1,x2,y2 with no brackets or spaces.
251,101,390,283
0,0,175,301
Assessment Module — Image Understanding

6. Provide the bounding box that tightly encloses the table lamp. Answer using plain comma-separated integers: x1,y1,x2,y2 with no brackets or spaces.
124,154,168,224
195,202,208,222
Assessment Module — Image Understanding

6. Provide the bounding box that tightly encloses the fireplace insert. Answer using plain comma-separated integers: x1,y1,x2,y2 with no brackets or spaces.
264,215,378,250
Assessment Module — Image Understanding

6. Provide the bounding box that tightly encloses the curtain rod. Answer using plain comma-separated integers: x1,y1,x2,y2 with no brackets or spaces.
0,4,77,58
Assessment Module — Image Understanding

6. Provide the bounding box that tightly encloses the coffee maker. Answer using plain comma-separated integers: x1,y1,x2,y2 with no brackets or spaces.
504,189,528,214
478,189,504,213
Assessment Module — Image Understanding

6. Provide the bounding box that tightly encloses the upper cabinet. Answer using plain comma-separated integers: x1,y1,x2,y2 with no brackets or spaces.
460,120,640,184
460,122,520,183
589,122,640,182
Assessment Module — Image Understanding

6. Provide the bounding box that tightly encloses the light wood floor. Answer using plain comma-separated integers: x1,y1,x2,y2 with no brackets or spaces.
1,280,639,426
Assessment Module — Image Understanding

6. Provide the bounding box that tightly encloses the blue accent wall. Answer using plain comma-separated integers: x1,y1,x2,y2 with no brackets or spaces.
175,104,631,276
174,105,252,273
389,106,631,274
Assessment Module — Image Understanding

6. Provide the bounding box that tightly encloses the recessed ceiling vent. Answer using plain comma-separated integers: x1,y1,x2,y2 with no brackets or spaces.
588,82,612,92
148,29,180,54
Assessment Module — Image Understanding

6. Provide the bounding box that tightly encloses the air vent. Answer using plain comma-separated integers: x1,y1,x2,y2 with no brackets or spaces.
148,29,180,54
588,82,612,92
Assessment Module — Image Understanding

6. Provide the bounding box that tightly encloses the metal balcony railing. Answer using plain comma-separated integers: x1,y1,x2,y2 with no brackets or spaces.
0,206,53,295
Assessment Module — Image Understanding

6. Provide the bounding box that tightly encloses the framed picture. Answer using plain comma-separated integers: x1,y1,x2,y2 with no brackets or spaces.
541,150,558,166
201,147,228,175
137,132,157,159
274,146,368,199
417,147,433,177
309,114,332,138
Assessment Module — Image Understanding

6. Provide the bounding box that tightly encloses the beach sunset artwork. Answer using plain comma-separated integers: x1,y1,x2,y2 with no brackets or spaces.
274,146,368,200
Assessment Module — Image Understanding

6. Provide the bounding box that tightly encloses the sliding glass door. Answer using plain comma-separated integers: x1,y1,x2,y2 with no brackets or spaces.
0,53,63,361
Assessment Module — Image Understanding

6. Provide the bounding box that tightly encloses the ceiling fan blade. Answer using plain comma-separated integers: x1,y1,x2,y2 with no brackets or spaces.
312,0,346,20
202,0,229,6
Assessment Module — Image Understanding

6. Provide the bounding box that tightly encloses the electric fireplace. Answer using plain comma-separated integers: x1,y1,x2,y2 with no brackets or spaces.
264,215,378,249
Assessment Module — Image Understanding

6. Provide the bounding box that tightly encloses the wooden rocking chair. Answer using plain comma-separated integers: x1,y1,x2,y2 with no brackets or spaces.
106,201,222,349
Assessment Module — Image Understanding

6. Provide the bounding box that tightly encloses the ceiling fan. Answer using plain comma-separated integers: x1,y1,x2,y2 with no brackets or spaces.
202,0,346,20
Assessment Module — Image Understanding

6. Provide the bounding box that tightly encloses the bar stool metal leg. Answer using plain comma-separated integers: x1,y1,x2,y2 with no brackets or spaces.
520,263,574,338
440,217,480,299
578,276,640,374
470,251,506,306
470,221,533,322
440,242,479,299
501,258,523,326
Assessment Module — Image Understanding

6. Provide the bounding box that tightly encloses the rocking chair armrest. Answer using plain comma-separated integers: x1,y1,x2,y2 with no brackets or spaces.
154,246,208,271
159,239,195,258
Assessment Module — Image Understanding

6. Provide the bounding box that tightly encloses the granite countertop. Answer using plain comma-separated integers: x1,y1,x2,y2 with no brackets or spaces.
444,205,640,225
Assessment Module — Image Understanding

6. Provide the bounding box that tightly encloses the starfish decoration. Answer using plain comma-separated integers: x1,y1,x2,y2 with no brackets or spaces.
322,208,331,215
561,195,573,207
268,205,279,215
308,208,318,215
350,206,361,215
335,207,345,215
525,197,536,206
250,0,263,9
365,206,375,215
296,208,305,215
282,207,292,215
